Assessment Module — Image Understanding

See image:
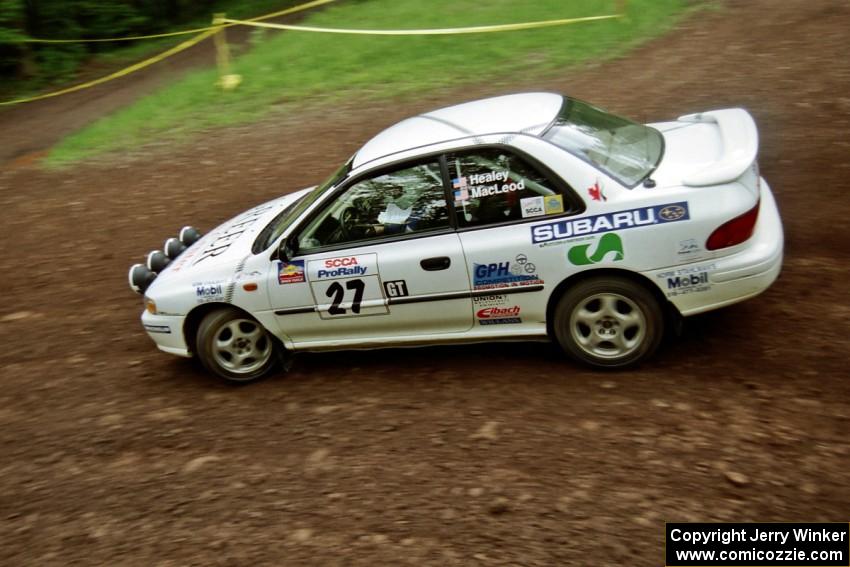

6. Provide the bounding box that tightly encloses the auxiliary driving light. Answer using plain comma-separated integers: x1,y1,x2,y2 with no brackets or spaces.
179,226,202,246
146,250,170,273
164,237,186,259
128,264,156,294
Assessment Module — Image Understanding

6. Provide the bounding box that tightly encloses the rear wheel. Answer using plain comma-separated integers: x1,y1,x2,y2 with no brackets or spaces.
553,276,664,368
196,308,280,383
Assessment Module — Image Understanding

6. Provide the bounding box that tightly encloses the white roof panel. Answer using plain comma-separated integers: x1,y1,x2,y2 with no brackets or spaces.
353,92,563,168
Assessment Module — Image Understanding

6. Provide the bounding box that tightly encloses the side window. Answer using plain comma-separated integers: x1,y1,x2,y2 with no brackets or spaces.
297,161,449,250
447,148,568,228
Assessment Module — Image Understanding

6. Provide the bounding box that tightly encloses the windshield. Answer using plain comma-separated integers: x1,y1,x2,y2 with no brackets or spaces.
542,98,663,187
253,158,352,253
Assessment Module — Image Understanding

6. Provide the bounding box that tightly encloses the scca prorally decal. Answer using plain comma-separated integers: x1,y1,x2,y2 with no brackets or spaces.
317,257,367,279
531,202,689,244
307,253,379,282
568,233,624,266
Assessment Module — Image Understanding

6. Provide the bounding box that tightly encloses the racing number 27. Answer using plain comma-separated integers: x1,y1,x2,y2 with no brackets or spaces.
326,279,365,315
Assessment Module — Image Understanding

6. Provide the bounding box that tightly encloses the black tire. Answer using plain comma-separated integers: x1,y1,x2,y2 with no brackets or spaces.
196,307,281,383
553,276,664,368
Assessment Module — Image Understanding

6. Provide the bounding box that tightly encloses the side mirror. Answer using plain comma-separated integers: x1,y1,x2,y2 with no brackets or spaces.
278,235,299,263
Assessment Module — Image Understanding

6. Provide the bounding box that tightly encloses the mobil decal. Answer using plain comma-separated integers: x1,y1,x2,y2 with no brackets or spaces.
656,263,715,298
531,202,690,245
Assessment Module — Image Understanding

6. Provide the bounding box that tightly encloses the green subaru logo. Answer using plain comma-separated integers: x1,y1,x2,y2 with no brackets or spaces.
567,233,624,266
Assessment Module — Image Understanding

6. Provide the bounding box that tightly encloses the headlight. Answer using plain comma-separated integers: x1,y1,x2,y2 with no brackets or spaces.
145,297,157,314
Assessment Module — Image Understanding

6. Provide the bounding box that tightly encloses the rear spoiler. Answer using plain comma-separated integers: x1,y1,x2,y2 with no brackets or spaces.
677,108,759,187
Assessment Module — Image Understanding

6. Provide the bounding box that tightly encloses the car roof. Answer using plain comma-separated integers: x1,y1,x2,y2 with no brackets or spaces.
352,92,564,169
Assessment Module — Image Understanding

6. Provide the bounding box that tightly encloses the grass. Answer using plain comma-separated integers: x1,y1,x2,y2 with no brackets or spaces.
0,0,311,101
46,0,687,166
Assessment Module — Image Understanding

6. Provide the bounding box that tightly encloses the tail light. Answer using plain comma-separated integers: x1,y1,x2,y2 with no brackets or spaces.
706,200,760,251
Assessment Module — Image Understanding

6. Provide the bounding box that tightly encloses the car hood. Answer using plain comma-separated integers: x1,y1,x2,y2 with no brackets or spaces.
146,188,312,298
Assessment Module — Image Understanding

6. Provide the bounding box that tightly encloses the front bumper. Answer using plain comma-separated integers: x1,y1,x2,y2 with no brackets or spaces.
649,178,783,316
140,311,191,357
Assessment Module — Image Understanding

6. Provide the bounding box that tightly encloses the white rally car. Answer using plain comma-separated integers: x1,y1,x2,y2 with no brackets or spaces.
129,93,783,382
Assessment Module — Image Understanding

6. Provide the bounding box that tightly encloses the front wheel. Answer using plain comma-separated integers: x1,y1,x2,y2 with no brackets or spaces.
553,276,664,368
196,308,281,383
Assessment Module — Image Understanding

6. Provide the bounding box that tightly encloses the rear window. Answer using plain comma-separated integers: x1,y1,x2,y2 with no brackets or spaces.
542,98,663,187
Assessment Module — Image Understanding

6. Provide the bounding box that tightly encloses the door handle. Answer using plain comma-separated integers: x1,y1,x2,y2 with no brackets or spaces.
420,256,451,271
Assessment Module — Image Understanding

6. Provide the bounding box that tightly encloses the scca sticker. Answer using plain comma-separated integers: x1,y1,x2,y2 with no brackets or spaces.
278,260,305,284
521,196,545,218
531,202,690,244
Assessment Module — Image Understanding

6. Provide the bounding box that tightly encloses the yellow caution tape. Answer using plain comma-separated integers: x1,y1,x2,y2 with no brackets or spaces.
221,13,622,36
21,0,337,43
21,26,218,44
1,0,336,105
1,1,621,105
246,0,337,23
0,29,216,105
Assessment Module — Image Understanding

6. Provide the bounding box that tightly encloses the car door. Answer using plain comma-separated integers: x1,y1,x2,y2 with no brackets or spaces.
267,158,473,347
447,145,584,330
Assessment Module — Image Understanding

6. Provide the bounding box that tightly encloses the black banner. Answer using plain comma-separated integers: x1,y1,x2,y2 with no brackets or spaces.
666,523,849,566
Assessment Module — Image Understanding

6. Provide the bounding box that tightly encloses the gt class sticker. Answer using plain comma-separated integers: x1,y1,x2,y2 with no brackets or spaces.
531,202,690,245
383,280,409,298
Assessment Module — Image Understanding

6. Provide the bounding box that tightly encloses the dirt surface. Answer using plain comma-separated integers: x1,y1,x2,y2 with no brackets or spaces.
1,0,849,565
